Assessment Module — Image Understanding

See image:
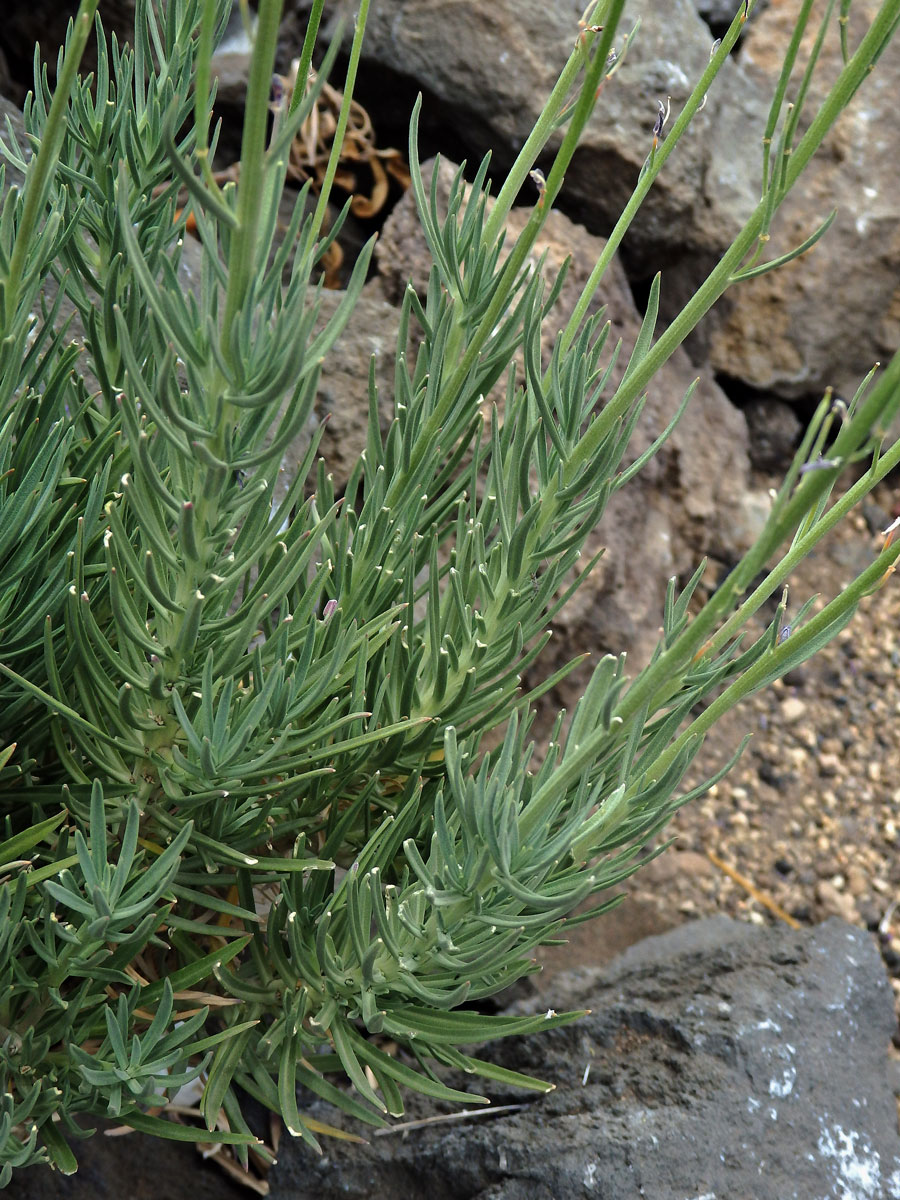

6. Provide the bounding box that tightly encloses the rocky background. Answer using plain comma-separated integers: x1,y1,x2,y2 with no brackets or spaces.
3,1,900,1197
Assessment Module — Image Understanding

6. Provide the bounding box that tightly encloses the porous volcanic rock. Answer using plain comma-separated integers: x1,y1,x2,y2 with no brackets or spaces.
271,917,900,1200
284,0,765,273
706,0,900,402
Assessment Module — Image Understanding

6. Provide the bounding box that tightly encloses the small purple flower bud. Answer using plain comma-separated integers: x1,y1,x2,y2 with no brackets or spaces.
652,97,671,146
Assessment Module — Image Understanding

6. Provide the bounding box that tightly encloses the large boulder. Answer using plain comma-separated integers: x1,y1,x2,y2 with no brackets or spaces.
271,917,900,1200
278,0,900,408
285,0,764,274
0,1,138,98
705,0,900,401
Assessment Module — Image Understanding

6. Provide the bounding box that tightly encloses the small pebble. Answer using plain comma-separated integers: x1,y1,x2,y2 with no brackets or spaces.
818,753,841,777
780,697,807,723
816,880,861,925
846,865,868,897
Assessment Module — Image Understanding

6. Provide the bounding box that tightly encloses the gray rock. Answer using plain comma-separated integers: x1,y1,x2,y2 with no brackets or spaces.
281,0,900,409
705,0,900,402
2,1129,247,1199
743,395,803,471
285,0,764,273
209,5,255,108
693,0,770,26
271,917,900,1200
0,0,139,94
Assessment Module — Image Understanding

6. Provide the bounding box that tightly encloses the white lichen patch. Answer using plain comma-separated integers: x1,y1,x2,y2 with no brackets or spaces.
769,1065,796,1098
817,1121,884,1199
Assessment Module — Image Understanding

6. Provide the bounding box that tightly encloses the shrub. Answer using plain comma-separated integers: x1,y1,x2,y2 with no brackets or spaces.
1,0,899,1182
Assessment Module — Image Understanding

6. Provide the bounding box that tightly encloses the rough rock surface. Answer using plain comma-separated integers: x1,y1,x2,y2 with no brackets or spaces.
278,0,900,403
2,1130,248,1200
294,0,764,273
742,395,803,471
706,0,900,401
271,917,900,1200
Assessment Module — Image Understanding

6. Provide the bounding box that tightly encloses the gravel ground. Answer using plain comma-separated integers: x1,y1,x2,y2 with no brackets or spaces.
623,477,900,1023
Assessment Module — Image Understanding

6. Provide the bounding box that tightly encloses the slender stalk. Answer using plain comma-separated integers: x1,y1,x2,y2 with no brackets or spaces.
567,0,900,483
299,0,371,260
4,0,100,325
221,0,285,358
384,9,624,510
194,0,220,190
554,0,750,364
482,0,621,246
289,0,326,114
639,530,900,787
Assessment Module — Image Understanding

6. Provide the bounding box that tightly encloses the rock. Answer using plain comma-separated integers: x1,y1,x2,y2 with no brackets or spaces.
847,863,870,898
706,0,900,402
729,485,775,547
636,847,714,884
271,917,900,1200
0,1,140,96
279,0,900,411
209,4,255,108
286,0,765,272
816,879,862,925
2,1122,249,1199
742,395,803,471
780,696,808,723
693,0,770,26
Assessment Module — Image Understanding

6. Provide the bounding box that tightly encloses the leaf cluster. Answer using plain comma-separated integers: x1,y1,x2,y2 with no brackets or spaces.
1,0,900,1181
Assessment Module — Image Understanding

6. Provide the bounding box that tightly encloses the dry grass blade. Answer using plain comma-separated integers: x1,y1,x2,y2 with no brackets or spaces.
706,848,802,929
373,1103,528,1136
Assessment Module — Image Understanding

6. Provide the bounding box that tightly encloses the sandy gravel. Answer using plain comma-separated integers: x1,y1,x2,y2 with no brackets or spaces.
624,477,900,1025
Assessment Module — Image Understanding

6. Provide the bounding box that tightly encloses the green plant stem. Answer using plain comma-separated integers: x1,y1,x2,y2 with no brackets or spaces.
385,9,624,512
194,0,222,191
520,0,900,822
634,369,900,721
567,0,900,490
698,374,900,661
481,0,620,246
221,0,285,359
639,530,900,788
761,0,817,194
553,2,751,365
289,0,326,113
299,0,371,261
3,0,99,326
